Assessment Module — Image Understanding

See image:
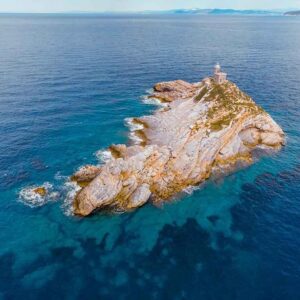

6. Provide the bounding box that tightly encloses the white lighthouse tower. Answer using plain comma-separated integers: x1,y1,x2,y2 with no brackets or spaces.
214,63,227,84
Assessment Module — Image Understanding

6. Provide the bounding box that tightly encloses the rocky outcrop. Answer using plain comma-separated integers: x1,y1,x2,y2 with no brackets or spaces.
33,187,47,197
71,165,101,187
149,80,199,102
72,78,285,216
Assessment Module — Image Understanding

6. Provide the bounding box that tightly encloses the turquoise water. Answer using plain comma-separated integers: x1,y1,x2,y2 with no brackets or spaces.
0,14,300,299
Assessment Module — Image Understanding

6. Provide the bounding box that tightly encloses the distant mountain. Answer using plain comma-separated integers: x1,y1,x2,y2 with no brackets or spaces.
0,8,290,16
142,8,283,16
208,9,280,15
284,10,300,16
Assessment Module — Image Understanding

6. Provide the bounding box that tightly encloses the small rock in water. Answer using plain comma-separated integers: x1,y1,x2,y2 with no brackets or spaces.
19,182,58,208
33,187,47,197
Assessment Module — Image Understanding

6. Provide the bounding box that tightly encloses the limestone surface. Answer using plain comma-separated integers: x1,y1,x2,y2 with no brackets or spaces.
72,78,285,216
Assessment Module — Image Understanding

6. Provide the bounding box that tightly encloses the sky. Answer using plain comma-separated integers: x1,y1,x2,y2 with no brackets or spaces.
0,0,299,13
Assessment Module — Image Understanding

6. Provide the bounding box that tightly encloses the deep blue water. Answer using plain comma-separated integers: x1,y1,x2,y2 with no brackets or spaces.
0,14,300,300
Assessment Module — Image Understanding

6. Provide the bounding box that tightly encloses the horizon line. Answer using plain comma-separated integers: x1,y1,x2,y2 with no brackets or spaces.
0,7,297,14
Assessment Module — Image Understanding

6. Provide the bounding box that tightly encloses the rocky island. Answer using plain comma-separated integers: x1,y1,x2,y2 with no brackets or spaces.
72,65,285,216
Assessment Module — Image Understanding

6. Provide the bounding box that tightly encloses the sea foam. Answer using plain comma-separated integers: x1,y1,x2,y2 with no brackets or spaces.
95,149,114,164
61,181,81,216
125,117,145,144
141,95,168,107
19,182,59,208
183,185,202,195
128,132,144,144
125,117,144,131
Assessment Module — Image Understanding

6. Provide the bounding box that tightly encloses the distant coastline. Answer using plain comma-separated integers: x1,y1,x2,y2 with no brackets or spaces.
284,10,300,16
0,8,297,16
141,9,284,16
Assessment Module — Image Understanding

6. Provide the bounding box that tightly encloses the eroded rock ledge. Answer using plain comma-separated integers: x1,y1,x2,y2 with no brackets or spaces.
72,77,285,216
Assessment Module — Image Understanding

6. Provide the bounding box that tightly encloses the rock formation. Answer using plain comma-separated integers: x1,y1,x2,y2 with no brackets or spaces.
33,187,47,197
72,77,285,216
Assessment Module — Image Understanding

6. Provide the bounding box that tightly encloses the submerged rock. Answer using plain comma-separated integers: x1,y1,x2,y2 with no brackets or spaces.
73,76,285,216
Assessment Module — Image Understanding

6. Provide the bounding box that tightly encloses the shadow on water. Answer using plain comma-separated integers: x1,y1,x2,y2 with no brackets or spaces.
231,164,300,300
0,219,249,300
1,164,300,299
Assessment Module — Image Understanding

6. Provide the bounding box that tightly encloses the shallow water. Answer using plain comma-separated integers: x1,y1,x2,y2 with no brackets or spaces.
0,14,300,299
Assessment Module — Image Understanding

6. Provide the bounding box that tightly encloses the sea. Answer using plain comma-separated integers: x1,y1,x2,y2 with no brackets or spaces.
0,14,299,300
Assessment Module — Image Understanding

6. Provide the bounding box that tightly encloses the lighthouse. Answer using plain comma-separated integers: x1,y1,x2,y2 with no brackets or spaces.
214,63,227,84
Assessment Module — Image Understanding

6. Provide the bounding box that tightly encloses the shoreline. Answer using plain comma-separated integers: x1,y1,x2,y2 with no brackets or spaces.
72,75,285,216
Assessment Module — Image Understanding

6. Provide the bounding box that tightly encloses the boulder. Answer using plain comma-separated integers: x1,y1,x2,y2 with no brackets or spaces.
71,165,101,186
33,187,47,197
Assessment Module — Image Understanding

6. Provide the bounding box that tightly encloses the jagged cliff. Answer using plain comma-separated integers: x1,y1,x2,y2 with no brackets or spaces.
72,77,285,216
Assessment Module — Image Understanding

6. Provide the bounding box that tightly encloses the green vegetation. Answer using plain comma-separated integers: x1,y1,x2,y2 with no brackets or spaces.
209,112,235,131
206,83,228,102
195,86,208,101
204,81,265,131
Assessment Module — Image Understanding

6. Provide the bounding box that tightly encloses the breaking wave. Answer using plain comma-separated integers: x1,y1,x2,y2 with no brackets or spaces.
125,117,145,144
125,117,144,131
128,132,144,144
183,184,202,195
19,182,59,208
61,181,81,216
95,149,114,164
140,88,168,107
141,96,167,107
